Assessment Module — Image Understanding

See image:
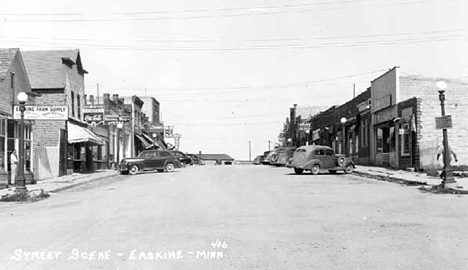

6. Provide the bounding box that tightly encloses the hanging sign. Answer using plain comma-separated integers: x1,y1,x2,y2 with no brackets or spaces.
435,115,452,129
13,105,68,120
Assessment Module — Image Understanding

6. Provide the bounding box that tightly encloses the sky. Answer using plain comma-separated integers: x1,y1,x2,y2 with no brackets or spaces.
1,0,467,160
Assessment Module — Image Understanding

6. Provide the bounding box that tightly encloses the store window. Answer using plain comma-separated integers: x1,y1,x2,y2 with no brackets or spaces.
376,127,391,153
401,123,410,155
0,119,6,173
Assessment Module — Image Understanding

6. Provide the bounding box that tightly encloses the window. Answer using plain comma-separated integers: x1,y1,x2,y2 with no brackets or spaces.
325,149,334,156
401,123,410,155
314,149,325,155
160,151,171,156
10,73,15,88
71,91,75,117
77,94,81,119
360,119,367,147
376,127,392,153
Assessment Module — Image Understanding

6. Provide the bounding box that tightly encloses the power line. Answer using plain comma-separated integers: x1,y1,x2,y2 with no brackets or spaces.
0,0,441,22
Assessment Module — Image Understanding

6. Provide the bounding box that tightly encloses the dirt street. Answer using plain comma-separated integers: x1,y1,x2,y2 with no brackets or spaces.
0,165,467,270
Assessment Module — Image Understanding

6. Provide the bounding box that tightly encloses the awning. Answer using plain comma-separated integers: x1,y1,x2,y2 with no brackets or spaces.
142,133,159,148
67,122,105,145
135,134,152,149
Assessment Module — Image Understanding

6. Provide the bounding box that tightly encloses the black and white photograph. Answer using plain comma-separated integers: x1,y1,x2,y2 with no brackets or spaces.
0,0,467,269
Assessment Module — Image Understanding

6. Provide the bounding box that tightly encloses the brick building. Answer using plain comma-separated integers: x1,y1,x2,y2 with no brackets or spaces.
22,49,104,180
0,48,35,186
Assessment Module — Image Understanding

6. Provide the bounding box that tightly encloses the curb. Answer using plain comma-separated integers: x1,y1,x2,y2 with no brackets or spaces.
354,171,428,186
47,172,119,193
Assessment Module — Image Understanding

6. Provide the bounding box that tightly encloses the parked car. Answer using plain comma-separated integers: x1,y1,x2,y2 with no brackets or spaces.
287,145,355,175
268,149,279,165
187,154,204,165
170,151,192,167
272,147,296,166
253,155,264,165
119,150,182,175
261,151,272,165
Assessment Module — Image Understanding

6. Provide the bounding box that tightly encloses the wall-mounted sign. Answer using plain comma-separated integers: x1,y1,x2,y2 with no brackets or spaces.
104,115,130,125
374,94,392,112
298,122,311,131
83,108,104,126
13,105,68,120
435,115,452,130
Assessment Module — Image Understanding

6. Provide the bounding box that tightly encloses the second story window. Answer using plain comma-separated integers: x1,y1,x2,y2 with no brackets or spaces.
71,91,75,117
10,73,15,89
77,94,81,119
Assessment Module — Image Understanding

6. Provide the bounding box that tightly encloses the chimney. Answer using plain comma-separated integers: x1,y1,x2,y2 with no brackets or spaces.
103,93,110,109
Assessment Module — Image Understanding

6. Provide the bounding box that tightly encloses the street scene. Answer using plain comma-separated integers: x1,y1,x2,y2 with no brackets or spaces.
0,165,467,270
2,0,468,269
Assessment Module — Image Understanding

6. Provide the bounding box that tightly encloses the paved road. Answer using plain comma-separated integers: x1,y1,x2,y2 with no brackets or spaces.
0,165,467,270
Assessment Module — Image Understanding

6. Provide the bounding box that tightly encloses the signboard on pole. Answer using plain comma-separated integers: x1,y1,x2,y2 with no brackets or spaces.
83,108,104,127
164,126,174,138
13,105,68,120
435,115,453,129
298,122,311,131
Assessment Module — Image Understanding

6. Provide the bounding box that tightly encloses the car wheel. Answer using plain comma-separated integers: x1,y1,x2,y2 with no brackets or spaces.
129,165,139,175
345,164,354,174
329,170,337,174
294,168,304,174
311,164,320,175
181,162,187,168
157,169,164,172
165,163,175,172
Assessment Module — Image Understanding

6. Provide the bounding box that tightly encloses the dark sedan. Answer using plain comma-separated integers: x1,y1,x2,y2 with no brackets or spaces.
119,150,182,175
170,151,192,167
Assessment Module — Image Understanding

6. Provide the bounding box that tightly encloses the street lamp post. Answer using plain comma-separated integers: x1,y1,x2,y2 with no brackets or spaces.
268,140,271,151
16,92,28,193
116,122,123,168
340,117,347,155
305,130,310,146
436,81,455,187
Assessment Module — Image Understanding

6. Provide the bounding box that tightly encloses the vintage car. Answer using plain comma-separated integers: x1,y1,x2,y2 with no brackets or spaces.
253,155,264,165
170,150,192,167
272,147,296,166
119,150,182,175
287,145,355,175
261,151,272,165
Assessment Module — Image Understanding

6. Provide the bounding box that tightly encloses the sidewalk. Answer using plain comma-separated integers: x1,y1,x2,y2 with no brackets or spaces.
354,165,468,191
0,169,118,198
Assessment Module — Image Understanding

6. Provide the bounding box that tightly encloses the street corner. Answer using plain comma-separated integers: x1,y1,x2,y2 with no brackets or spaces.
0,188,50,203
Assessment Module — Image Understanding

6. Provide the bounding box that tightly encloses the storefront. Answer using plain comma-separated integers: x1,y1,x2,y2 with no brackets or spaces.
0,117,34,185
67,122,105,173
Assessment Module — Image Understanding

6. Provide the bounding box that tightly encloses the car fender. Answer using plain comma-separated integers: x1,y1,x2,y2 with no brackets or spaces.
303,159,322,170
126,161,144,170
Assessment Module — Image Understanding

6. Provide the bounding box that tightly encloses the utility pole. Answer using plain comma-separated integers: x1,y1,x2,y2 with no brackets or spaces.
97,83,100,105
353,83,356,99
268,140,271,151
248,141,251,162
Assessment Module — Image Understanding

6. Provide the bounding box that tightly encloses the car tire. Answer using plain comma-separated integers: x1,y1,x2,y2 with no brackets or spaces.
345,164,354,174
311,164,320,175
181,162,187,168
165,163,175,172
294,168,304,174
129,165,139,175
